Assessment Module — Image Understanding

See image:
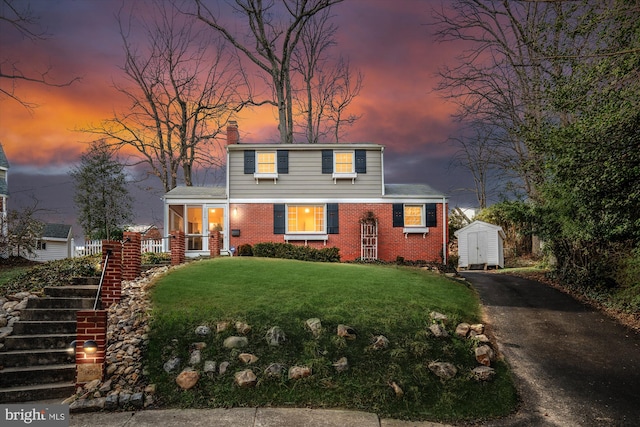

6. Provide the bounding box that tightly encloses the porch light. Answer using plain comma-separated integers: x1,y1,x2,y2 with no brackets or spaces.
83,340,98,354
67,340,77,356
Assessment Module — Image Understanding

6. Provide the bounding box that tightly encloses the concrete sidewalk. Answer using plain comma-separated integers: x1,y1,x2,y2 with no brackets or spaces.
70,408,448,427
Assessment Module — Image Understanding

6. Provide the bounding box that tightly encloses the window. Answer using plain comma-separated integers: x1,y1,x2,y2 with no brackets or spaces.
257,152,276,173
287,205,325,233
404,205,424,226
274,204,339,235
334,152,354,174
37,240,46,250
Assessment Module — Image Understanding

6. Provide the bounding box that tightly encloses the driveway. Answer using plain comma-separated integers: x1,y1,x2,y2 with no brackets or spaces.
461,272,640,427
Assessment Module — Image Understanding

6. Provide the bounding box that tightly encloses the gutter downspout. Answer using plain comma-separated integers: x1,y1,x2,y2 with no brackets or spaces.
442,196,447,265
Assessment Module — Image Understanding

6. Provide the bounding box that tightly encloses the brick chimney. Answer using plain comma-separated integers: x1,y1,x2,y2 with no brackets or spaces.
227,120,239,145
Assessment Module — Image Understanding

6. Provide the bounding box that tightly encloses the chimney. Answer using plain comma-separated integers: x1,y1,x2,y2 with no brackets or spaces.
227,120,239,145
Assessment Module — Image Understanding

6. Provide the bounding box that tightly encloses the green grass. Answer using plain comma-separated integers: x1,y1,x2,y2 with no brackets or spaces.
0,266,33,289
146,257,518,422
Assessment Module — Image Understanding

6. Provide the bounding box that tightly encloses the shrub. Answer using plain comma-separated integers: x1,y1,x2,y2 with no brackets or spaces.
142,252,171,265
236,244,253,256
252,242,340,262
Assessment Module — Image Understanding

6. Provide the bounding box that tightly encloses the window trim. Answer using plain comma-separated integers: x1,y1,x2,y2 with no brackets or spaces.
254,150,278,182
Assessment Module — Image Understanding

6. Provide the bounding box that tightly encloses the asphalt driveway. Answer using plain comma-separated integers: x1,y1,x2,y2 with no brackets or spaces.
461,272,640,427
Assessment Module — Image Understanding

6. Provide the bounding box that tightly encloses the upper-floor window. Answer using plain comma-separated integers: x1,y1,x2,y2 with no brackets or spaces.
334,151,354,174
257,152,276,173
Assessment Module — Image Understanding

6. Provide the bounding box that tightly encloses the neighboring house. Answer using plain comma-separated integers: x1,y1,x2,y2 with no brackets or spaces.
125,224,162,240
454,220,505,269
0,142,9,238
27,223,74,262
163,123,448,262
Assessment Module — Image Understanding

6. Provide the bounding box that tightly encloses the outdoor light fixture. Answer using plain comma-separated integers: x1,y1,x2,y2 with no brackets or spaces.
83,340,98,354
67,340,77,356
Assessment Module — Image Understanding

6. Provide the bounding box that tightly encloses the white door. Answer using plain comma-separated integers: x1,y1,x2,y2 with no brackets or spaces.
468,231,488,265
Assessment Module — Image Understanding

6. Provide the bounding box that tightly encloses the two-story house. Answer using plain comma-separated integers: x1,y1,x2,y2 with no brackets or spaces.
163,123,448,263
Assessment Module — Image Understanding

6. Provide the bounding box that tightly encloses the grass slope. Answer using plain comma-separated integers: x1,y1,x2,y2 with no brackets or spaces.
147,258,517,422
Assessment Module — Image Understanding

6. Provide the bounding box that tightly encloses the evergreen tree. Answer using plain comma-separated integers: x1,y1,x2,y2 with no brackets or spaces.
71,140,132,240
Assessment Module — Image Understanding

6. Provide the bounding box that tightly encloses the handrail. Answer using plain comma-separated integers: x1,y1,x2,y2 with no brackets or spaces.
93,249,111,310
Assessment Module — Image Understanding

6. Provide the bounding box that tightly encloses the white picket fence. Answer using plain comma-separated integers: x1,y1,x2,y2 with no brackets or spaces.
73,239,164,257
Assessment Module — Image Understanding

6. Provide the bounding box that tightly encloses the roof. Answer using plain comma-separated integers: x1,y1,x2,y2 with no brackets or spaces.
164,186,227,200
125,224,158,233
384,184,445,198
0,177,7,196
42,223,72,240
227,142,384,151
454,220,506,239
0,143,9,169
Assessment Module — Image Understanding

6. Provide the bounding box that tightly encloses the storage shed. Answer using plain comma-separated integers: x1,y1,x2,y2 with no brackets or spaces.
26,223,73,262
454,220,505,269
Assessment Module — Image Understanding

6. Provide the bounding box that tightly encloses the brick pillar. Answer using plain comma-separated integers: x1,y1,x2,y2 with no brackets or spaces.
209,230,221,258
171,231,186,265
122,232,141,281
75,309,107,385
101,240,122,308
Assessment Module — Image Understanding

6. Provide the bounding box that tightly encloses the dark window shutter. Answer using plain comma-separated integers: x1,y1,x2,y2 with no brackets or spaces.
244,150,255,174
277,150,288,174
355,150,366,173
392,204,404,227
321,150,333,174
327,204,339,234
426,203,437,227
274,204,286,234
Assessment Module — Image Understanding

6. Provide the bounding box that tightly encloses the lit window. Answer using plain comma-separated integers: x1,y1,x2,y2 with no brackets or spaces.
404,205,424,227
257,152,276,173
334,151,354,174
287,205,325,233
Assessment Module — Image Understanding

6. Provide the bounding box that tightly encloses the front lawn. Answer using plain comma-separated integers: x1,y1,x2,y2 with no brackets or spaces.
146,258,517,422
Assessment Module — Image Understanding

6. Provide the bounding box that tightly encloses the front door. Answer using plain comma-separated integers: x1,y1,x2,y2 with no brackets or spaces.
207,206,226,254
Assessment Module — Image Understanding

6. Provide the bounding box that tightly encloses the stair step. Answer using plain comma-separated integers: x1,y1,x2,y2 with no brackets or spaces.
0,349,74,368
0,382,75,404
19,308,79,321
3,334,75,351
44,285,98,298
12,320,77,335
27,297,94,309
71,277,100,286
0,364,76,387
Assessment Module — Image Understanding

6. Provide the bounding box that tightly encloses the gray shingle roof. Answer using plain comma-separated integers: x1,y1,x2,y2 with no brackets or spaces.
43,223,72,239
384,184,445,198
0,143,9,169
164,186,226,199
0,177,7,196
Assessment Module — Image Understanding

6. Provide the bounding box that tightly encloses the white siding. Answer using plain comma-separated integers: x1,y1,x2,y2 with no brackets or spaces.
27,240,70,262
454,221,505,268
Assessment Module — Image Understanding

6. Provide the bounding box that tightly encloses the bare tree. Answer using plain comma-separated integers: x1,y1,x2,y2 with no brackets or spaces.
432,0,600,200
86,2,245,192
325,57,362,142
0,199,45,258
194,0,344,144
0,0,79,109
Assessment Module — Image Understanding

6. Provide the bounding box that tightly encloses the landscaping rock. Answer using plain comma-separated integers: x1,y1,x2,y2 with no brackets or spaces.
429,323,449,338
195,325,211,336
191,341,207,350
130,392,144,408
389,381,404,397
472,366,496,381
234,369,257,388
219,361,230,375
332,357,348,372
105,394,119,410
235,321,252,335
189,349,202,365
430,311,448,322
176,369,200,390
455,323,470,337
471,334,491,343
475,345,494,366
163,357,181,373
305,318,322,337
223,336,248,349
239,353,259,364
265,363,286,377
216,321,230,333
470,323,485,334
428,362,457,380
265,326,286,346
288,366,312,379
204,360,216,376
337,324,356,340
371,335,389,350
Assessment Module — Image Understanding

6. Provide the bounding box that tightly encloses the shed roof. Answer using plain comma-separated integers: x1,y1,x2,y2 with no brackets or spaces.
454,220,506,239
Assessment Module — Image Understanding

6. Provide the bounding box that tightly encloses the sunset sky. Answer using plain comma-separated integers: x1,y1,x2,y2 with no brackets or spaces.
0,0,477,237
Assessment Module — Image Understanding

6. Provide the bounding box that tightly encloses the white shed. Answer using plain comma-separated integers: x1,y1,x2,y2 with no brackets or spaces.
27,223,73,262
454,220,505,269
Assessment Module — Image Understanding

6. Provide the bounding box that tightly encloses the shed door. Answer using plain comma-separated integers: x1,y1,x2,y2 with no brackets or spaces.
468,231,488,265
